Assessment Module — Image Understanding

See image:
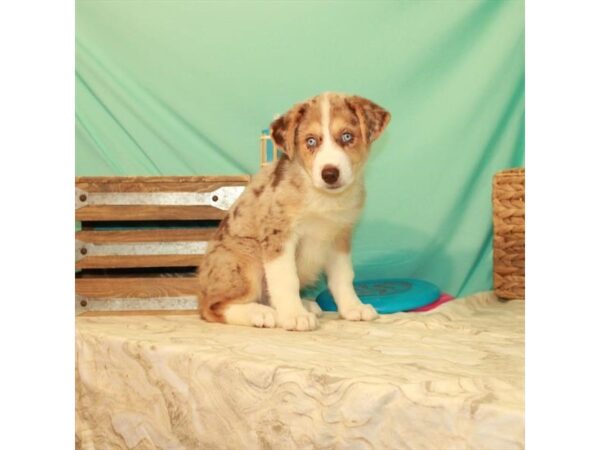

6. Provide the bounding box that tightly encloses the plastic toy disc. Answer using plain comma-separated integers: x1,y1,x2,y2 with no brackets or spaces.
315,278,441,314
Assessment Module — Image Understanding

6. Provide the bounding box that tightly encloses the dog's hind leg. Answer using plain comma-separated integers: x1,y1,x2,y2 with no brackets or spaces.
199,243,273,327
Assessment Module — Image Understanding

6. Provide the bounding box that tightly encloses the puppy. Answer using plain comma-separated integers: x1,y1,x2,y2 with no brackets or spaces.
198,92,391,331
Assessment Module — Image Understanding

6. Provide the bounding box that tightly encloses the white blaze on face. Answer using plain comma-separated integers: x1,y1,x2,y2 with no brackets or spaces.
312,94,353,191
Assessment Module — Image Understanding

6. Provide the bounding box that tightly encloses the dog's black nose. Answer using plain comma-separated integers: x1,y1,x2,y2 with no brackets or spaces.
321,166,340,185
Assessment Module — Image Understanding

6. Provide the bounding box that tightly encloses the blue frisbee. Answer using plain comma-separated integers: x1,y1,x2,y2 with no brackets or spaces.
316,278,441,314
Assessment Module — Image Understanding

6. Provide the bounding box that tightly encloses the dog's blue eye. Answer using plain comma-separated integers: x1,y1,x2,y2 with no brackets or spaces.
341,132,353,143
306,137,318,148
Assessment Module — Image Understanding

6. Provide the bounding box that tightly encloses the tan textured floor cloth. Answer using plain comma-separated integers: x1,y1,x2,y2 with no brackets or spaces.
76,291,524,450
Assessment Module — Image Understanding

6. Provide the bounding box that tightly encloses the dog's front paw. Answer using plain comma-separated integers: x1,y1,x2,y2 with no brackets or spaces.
340,303,378,321
249,304,277,328
278,311,319,331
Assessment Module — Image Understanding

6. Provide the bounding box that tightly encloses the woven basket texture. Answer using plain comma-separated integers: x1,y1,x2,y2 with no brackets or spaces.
493,168,525,299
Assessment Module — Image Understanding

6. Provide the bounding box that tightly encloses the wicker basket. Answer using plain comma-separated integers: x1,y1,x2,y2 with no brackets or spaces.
492,168,525,299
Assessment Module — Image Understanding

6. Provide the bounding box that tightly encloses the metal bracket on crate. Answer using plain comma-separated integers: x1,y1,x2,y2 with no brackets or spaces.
75,186,245,211
76,295,198,315
75,240,208,262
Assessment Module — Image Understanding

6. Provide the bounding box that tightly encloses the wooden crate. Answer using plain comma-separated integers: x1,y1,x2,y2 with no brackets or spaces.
75,176,250,315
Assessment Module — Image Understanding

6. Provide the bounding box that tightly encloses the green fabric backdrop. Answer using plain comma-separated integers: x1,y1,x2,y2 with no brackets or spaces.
76,0,524,297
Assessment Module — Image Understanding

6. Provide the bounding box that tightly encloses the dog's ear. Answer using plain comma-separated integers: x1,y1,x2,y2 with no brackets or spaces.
270,103,307,159
345,96,391,144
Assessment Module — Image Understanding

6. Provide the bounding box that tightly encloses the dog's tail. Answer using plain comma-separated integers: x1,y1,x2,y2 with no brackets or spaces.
199,294,228,323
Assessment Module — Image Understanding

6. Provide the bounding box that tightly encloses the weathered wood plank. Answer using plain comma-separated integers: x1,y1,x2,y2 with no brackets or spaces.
76,175,250,184
76,277,200,298
75,255,204,270
76,205,228,221
78,309,198,317
76,228,217,243
76,177,249,193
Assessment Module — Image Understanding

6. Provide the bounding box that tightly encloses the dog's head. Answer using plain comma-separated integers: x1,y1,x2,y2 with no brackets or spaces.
270,92,391,193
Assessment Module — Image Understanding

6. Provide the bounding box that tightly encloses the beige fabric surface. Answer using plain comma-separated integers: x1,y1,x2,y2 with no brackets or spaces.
76,291,524,450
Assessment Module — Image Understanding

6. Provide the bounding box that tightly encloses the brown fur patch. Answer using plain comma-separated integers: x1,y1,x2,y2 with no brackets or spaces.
214,215,230,239
344,96,391,143
271,154,289,188
270,115,286,150
270,102,309,158
260,203,292,261
331,99,365,148
291,177,302,189
294,100,322,175
253,185,265,197
334,227,353,253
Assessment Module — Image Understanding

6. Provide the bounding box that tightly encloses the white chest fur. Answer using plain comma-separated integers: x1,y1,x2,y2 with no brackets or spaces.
303,180,364,224
293,183,364,287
